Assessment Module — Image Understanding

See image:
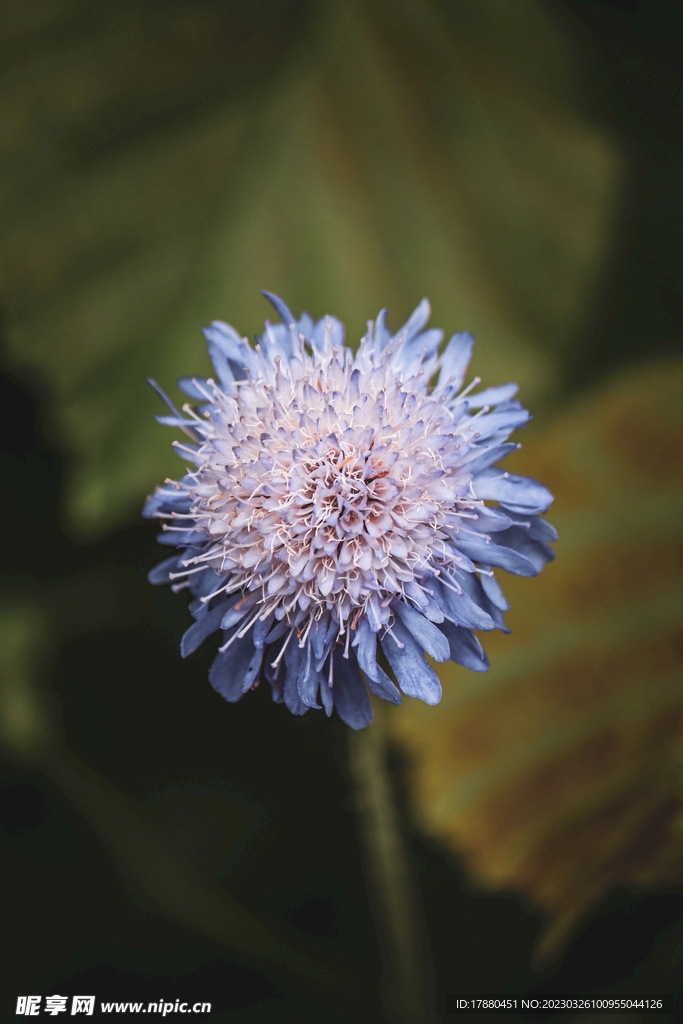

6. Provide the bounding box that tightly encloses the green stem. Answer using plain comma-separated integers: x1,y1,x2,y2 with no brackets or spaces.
348,702,431,1024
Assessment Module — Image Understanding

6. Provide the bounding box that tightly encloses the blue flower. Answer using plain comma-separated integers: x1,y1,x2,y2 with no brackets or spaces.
144,293,555,729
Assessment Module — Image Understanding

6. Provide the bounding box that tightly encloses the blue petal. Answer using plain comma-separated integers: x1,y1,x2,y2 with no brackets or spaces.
496,530,555,573
262,290,296,327
367,665,402,705
242,646,264,690
410,327,443,357
283,640,309,715
156,528,204,546
298,312,314,339
431,577,494,631
473,427,526,451
353,616,378,675
188,573,229,609
169,441,203,467
314,616,338,671
252,615,273,650
141,492,163,518
505,510,558,543
310,617,331,669
143,487,192,517
402,581,445,623
312,314,345,352
181,603,227,657
394,298,431,344
297,643,322,709
464,506,513,533
264,656,284,703
353,618,401,705
438,620,489,672
463,442,517,476
147,378,186,422
380,619,442,705
148,555,181,584
467,383,518,409
373,308,390,351
468,406,530,443
477,585,510,633
319,676,334,716
478,567,509,611
395,327,444,373
260,322,293,361
154,414,197,433
439,331,474,390
203,320,259,384
220,600,256,629
473,472,553,513
454,532,539,577
188,568,225,602
177,376,210,400
332,650,372,729
209,631,261,702
202,326,239,386
402,580,430,611
394,602,450,662
264,619,289,645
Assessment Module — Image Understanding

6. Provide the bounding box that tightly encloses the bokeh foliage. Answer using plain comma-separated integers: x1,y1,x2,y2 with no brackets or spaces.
389,357,683,963
2,0,683,1017
0,0,620,533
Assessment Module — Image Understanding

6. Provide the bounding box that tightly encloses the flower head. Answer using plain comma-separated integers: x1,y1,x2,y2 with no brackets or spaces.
144,293,555,728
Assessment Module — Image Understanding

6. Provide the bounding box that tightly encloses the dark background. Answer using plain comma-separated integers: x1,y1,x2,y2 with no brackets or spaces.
2,1,683,1021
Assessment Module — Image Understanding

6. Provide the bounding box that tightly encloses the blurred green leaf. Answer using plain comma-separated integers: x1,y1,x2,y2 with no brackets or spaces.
47,753,375,1019
389,355,683,964
0,0,622,534
0,600,49,759
0,590,375,1017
